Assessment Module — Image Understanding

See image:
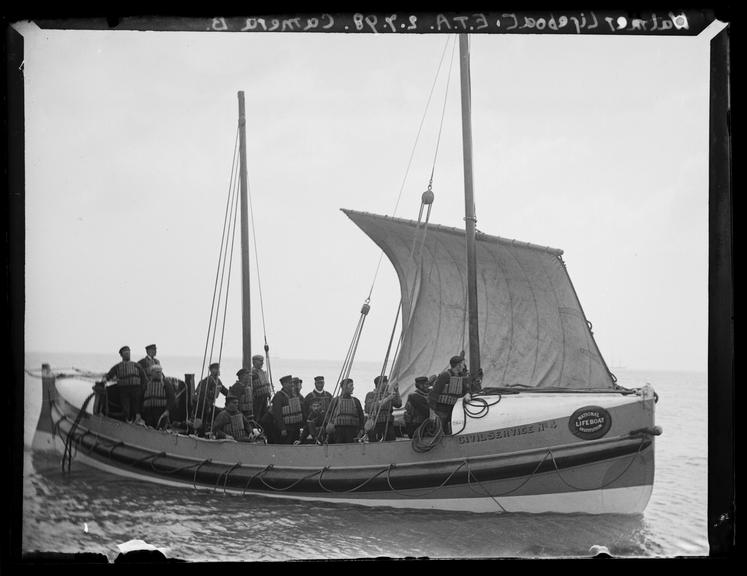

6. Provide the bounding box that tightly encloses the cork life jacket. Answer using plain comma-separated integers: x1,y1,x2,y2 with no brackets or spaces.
281,393,303,425
334,397,360,427
225,410,248,440
235,382,254,416
113,361,143,387
366,390,393,423
143,378,167,409
252,368,272,398
437,376,467,409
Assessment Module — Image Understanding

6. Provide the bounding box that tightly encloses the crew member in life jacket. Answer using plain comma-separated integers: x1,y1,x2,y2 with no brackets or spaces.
228,368,255,423
193,362,229,436
328,378,365,444
271,375,304,444
141,364,177,429
137,344,161,377
428,355,473,434
211,394,257,441
404,376,432,438
364,375,402,441
105,345,148,425
300,376,333,443
250,354,272,424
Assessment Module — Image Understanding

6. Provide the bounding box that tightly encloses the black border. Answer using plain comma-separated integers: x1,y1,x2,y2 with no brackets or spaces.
3,8,734,567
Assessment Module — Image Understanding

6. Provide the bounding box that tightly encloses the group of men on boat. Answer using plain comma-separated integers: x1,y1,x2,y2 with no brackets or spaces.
103,344,481,443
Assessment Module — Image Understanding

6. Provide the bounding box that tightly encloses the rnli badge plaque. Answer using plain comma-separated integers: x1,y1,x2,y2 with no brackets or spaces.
569,406,612,440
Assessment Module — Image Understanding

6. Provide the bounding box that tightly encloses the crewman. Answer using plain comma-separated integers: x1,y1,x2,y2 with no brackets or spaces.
271,375,303,444
404,376,431,438
364,375,402,441
328,378,364,443
211,394,257,441
141,364,177,429
251,354,272,424
193,362,228,436
228,368,255,423
428,355,475,434
138,344,161,376
292,377,305,403
105,345,148,425
300,376,333,443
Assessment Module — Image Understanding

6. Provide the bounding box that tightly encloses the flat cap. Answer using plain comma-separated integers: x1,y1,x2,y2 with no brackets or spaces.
146,344,157,350
209,362,220,370
280,375,293,385
314,376,325,382
415,376,429,385
236,368,250,378
119,346,130,355
252,354,264,362
374,375,388,385
449,355,464,367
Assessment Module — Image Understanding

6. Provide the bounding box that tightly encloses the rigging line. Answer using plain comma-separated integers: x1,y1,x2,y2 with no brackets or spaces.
195,128,239,419
218,156,242,364
208,169,239,370
246,168,270,346
209,170,241,428
428,35,458,187
365,35,454,300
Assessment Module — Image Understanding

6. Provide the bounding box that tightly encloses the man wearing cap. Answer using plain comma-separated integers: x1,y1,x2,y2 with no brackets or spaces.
250,354,272,424
364,375,402,441
141,364,177,429
211,394,255,441
428,355,474,434
138,344,161,377
328,378,365,443
271,375,303,444
300,376,333,443
292,377,304,402
105,346,148,425
193,363,229,436
404,376,432,438
229,368,255,423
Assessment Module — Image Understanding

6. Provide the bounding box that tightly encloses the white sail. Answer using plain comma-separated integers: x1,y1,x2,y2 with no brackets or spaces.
343,209,615,399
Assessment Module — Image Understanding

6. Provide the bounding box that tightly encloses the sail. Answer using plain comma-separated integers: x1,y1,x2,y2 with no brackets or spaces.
343,209,615,399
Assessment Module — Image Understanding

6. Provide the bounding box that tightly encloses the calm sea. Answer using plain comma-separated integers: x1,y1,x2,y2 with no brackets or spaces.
22,351,709,560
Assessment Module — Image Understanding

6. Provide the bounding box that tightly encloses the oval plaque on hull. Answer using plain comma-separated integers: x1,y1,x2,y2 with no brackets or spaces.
569,406,612,440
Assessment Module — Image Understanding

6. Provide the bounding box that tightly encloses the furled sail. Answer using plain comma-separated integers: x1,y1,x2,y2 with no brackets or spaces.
343,209,615,399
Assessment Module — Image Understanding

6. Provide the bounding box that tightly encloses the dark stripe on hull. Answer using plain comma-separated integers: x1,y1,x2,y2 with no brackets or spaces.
52,402,653,500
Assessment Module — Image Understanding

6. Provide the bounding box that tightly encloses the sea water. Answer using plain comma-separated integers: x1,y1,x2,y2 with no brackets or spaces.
22,351,709,560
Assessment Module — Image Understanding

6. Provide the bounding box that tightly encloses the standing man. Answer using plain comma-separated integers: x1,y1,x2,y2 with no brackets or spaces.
142,364,177,429
364,375,402,441
328,378,364,444
229,368,255,424
251,354,272,425
428,355,474,434
271,375,303,444
105,345,148,425
292,377,305,403
193,362,228,436
138,344,161,377
404,376,431,438
300,376,333,443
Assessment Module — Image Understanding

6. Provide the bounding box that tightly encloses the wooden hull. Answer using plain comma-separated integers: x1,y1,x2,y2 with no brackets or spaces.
35,373,658,514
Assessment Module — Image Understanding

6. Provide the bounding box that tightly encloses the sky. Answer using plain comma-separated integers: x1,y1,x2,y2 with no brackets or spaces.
17,18,721,373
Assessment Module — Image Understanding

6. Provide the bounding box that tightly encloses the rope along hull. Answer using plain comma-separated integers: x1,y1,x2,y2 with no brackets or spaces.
41,374,656,514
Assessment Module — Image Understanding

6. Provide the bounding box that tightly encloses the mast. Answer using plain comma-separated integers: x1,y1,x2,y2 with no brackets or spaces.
458,34,481,376
238,91,252,368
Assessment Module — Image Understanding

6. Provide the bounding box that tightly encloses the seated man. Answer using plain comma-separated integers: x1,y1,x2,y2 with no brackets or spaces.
211,395,257,441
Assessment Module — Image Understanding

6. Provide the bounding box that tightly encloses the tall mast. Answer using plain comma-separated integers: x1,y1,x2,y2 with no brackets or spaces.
459,34,481,376
238,91,252,368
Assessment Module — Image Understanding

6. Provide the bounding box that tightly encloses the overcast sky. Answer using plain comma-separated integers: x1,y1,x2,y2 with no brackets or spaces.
18,20,721,372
